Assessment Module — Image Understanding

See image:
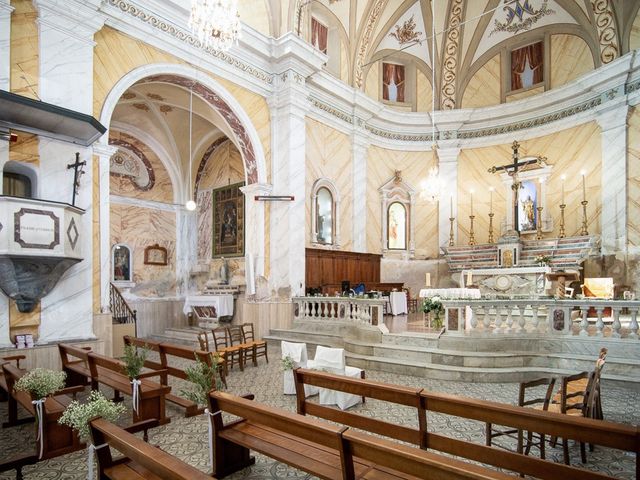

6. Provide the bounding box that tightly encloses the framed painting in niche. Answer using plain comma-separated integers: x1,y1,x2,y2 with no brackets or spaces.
387,202,407,250
212,182,245,257
144,244,168,265
510,41,543,91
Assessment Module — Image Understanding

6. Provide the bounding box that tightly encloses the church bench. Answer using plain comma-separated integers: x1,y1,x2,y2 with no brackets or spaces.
1,363,84,460
89,417,210,480
58,343,93,387
123,335,227,417
294,368,639,480
0,452,38,480
0,355,25,401
208,390,515,480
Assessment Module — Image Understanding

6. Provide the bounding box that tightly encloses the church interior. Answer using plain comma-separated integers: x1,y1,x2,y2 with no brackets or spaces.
0,0,639,478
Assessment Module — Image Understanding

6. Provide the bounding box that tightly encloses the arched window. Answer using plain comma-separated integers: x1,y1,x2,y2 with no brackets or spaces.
379,171,415,257
3,161,38,198
311,178,340,247
387,202,406,250
112,244,133,283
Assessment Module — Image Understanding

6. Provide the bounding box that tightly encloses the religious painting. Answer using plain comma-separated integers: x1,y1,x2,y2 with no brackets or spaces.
311,17,328,54
112,244,132,282
212,182,245,257
382,63,405,103
387,202,406,250
144,243,168,265
518,180,538,231
510,41,543,91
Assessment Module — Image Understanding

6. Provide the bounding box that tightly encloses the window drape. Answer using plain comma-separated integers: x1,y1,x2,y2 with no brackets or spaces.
311,18,328,54
511,41,543,91
382,63,405,103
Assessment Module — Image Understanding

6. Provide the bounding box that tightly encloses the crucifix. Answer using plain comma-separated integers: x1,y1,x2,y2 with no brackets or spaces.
67,152,86,207
488,141,544,234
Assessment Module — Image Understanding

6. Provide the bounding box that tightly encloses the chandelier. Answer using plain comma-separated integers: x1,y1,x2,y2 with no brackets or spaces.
189,0,241,52
420,166,443,203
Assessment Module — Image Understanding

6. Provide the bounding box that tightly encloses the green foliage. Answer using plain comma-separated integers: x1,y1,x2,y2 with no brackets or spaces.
14,368,66,399
122,343,149,380
421,296,443,314
58,390,126,443
534,255,551,265
281,355,295,371
180,353,224,407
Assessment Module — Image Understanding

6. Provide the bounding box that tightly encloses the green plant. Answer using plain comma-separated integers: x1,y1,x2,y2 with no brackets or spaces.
534,255,551,265
14,368,66,399
122,343,149,380
58,390,126,443
422,296,444,329
282,355,295,370
180,353,224,407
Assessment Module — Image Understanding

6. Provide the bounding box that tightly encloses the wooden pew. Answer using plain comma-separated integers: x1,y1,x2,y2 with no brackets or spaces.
123,335,227,417
208,390,515,480
0,453,38,480
0,355,25,401
89,417,210,480
58,343,92,388
1,363,84,459
294,368,639,480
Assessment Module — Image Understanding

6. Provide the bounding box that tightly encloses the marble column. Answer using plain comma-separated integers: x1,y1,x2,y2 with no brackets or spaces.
0,1,11,346
241,183,272,295
351,132,368,252
93,143,118,312
437,147,460,248
33,1,105,342
596,105,629,254
267,72,309,298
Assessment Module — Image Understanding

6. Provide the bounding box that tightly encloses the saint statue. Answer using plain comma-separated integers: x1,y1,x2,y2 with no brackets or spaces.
521,195,535,229
220,257,229,285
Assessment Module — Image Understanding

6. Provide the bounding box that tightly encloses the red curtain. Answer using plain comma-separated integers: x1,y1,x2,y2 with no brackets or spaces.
394,64,405,103
382,63,405,102
511,41,543,91
311,18,328,54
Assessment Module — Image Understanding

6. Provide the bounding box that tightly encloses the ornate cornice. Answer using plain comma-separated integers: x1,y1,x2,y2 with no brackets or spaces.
106,0,273,85
307,96,353,125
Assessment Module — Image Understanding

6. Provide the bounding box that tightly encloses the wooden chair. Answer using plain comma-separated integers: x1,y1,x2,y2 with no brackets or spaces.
212,327,244,371
240,323,268,366
227,325,254,367
486,377,556,458
403,288,418,313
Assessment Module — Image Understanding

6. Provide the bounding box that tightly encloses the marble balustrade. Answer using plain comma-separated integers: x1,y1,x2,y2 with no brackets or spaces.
293,296,385,327
442,299,640,339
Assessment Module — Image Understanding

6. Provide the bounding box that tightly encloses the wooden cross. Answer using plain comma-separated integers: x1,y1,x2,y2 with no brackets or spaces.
488,141,543,234
67,152,86,207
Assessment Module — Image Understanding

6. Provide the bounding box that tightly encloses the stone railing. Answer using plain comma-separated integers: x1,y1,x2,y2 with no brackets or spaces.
293,296,386,327
442,299,640,339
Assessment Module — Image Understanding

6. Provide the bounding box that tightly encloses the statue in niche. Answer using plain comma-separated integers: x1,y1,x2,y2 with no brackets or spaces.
219,257,229,285
521,195,535,229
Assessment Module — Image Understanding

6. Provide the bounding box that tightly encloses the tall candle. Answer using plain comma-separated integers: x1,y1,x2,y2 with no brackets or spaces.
489,187,494,214
560,174,565,204
470,190,474,216
466,271,473,287
581,172,586,201
425,273,431,287
450,196,453,218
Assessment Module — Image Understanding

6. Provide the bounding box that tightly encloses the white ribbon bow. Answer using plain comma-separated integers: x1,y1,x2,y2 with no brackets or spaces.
204,408,219,471
32,398,45,459
131,379,142,415
87,443,108,480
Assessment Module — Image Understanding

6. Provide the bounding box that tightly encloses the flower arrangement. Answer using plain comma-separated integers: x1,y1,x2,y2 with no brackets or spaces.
534,255,551,266
14,368,66,399
281,355,295,371
180,353,224,407
58,391,126,443
122,343,149,380
421,296,444,329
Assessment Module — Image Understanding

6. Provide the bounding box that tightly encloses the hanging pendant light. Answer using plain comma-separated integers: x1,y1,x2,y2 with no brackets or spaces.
186,85,197,211
189,0,241,52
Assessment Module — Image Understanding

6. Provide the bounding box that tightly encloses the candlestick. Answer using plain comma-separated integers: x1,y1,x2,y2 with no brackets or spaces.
581,171,586,202
488,212,495,243
449,217,455,246
468,215,476,246
559,203,566,238
425,273,431,287
536,206,543,240
580,200,589,235
560,174,565,205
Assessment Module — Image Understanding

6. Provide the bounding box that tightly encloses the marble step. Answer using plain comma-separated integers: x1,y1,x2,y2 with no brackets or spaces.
265,329,346,348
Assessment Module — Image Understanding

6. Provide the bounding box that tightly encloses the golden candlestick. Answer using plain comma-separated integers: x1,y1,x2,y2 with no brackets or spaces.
536,206,543,240
468,215,476,246
488,212,495,243
559,203,566,238
580,200,589,235
449,217,455,246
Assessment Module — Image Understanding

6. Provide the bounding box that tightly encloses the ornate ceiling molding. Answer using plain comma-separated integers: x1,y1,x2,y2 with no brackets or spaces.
590,0,620,64
440,0,464,110
354,0,388,88
194,137,230,194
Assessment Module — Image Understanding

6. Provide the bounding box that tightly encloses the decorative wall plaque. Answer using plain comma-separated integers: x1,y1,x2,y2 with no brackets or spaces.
14,208,60,249
144,243,168,265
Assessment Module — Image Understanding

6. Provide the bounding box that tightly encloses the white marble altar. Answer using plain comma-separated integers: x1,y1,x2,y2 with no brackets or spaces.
460,266,551,298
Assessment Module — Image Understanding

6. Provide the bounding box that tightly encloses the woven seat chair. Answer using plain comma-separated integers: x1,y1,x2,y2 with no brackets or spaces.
240,323,268,366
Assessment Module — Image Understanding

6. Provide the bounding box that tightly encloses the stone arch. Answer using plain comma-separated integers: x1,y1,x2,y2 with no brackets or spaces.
98,64,267,187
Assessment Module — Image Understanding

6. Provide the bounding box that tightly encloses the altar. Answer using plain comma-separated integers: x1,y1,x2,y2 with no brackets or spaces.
460,266,551,298
183,294,235,327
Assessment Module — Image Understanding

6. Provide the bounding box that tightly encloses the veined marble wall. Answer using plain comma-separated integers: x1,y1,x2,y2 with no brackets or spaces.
461,54,500,109
366,146,439,258
457,122,602,244
110,204,177,296
10,0,38,98
630,14,640,51
305,118,353,249
549,34,594,89
628,107,640,249
416,69,433,113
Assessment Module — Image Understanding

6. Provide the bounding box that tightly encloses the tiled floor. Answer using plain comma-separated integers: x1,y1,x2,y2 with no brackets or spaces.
0,345,637,479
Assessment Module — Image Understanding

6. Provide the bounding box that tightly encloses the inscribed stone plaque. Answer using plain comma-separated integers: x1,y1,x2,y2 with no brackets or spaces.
14,208,60,249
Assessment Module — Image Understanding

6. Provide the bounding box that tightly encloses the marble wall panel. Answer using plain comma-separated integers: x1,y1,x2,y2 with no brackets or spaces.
461,54,500,109
628,107,640,247
197,141,244,190
197,189,213,262
416,69,433,113
109,130,174,203
630,11,640,51
8,133,39,166
237,0,271,37
110,204,177,296
506,85,545,103
365,61,380,101
550,34,594,89
305,118,353,249
366,146,438,258
10,0,38,98
457,122,602,244
93,155,100,313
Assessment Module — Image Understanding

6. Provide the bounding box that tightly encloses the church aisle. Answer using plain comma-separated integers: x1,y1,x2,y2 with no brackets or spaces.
0,346,637,479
